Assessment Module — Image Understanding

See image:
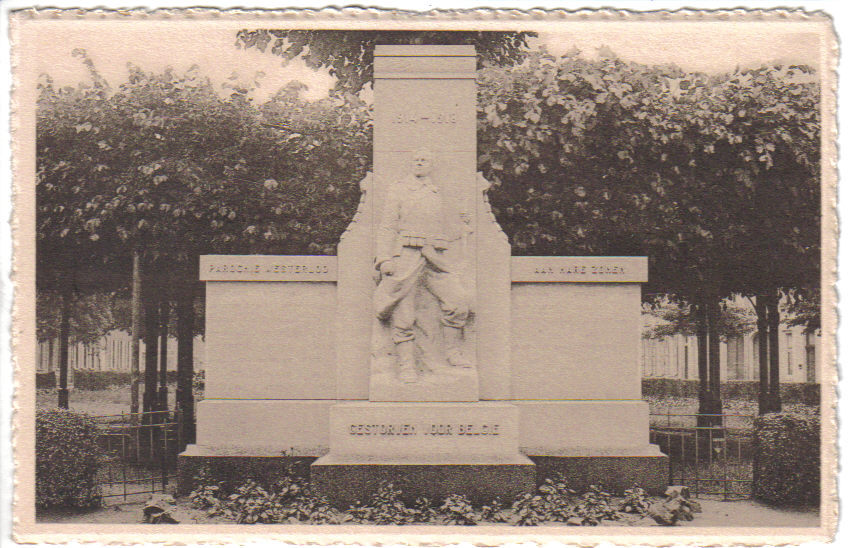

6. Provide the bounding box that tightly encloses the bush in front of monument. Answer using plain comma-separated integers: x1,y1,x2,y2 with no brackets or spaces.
35,409,105,508
752,412,820,506
188,473,676,526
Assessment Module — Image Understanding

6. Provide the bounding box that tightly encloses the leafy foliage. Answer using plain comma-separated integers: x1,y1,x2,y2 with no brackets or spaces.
188,483,226,517
508,492,552,526
347,481,419,525
439,494,477,525
37,291,120,344
753,412,820,505
37,57,370,265
36,409,105,508
188,474,337,524
536,475,578,522
478,49,819,309
37,44,820,344
643,300,756,340
478,497,510,523
188,474,662,525
236,30,533,93
620,486,652,515
571,485,619,525
224,480,282,524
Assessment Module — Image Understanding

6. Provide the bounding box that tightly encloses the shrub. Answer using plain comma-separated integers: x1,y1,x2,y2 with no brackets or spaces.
72,370,132,391
36,409,105,508
439,494,477,525
478,498,510,523
189,472,337,524
753,412,820,506
225,479,283,524
572,485,619,525
642,378,820,405
36,372,56,389
411,497,439,523
284,491,336,524
348,481,418,525
510,492,551,526
620,486,652,515
188,483,226,517
537,476,576,522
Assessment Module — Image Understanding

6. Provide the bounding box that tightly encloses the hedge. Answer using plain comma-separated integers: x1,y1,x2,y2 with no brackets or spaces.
36,409,105,508
71,370,179,391
36,372,56,389
642,379,819,405
752,412,820,506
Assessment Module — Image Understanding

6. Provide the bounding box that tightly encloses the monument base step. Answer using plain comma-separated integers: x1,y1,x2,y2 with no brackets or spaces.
311,454,536,507
529,450,670,495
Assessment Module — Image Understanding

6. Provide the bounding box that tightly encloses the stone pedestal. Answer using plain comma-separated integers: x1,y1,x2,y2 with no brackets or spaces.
311,402,535,506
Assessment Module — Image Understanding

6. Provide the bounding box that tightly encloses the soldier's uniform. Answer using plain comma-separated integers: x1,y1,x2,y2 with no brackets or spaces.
374,174,469,374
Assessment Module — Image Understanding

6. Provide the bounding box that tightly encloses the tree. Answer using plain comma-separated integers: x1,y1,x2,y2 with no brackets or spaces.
37,55,371,436
643,300,756,341
476,49,819,418
236,30,533,93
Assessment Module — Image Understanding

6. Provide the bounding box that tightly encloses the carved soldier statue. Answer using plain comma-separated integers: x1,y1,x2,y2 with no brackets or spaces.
374,148,472,383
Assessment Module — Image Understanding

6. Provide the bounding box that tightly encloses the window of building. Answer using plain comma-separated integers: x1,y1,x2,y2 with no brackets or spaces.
805,331,817,383
727,335,745,380
785,331,793,377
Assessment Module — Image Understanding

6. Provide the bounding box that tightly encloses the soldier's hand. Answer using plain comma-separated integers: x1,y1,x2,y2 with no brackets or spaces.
380,260,396,277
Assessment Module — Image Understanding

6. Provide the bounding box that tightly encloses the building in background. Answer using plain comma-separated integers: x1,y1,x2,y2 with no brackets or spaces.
641,325,820,383
36,329,205,375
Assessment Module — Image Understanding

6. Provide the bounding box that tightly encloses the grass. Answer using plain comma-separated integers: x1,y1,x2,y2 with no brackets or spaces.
36,383,177,416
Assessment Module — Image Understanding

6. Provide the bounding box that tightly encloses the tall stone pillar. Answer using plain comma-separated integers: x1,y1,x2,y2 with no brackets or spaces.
315,46,532,506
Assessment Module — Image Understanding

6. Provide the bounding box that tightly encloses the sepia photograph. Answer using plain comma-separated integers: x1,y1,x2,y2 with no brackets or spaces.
8,7,837,543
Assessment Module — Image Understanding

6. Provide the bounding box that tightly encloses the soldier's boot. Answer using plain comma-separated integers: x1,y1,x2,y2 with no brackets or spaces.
444,326,473,369
396,340,418,383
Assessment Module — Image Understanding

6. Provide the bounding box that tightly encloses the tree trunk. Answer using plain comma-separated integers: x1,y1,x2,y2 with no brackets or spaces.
766,292,782,413
707,296,723,424
696,300,710,427
755,295,770,415
131,250,141,415
158,295,169,411
143,273,159,416
176,260,197,448
57,285,71,409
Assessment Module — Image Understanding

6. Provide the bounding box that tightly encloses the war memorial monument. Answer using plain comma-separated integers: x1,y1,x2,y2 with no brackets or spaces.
180,45,667,504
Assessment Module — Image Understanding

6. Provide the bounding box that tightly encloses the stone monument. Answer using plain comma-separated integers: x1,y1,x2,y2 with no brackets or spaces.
180,45,667,505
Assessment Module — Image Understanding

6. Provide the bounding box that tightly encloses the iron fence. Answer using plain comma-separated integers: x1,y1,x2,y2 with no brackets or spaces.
93,409,182,503
650,411,756,500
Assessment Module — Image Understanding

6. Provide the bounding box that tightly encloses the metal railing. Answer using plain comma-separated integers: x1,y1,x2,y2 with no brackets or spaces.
650,411,755,500
94,410,182,503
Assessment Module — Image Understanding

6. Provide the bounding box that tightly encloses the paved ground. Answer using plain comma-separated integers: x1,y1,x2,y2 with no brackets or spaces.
38,498,820,527
677,499,819,528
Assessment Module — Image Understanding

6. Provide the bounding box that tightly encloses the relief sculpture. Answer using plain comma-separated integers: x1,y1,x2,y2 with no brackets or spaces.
373,148,474,385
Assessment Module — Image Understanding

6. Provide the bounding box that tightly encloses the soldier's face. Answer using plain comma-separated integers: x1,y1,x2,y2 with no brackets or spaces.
412,152,433,177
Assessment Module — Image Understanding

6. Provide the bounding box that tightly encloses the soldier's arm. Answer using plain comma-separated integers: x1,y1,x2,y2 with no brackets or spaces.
375,182,401,269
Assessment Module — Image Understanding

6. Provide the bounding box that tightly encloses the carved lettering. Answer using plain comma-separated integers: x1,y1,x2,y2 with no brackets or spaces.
346,423,500,437
391,111,458,125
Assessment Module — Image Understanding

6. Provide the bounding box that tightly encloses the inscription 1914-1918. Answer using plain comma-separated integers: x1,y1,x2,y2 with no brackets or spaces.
348,423,501,436
391,112,458,125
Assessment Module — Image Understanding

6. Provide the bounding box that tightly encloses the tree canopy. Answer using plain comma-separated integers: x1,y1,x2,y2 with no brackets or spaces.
478,49,820,307
37,45,821,340
235,30,533,93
